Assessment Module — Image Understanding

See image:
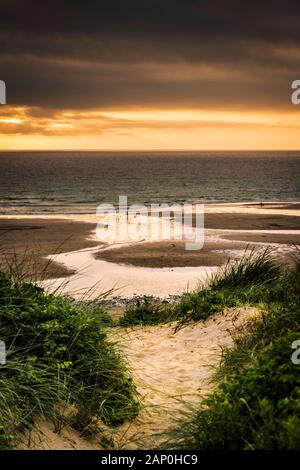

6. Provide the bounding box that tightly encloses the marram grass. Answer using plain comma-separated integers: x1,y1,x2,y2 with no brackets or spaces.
162,248,300,450
0,270,139,448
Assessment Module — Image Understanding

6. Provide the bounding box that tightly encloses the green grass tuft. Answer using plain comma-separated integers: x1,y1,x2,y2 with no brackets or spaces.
174,248,287,328
0,271,139,446
119,297,175,327
209,247,281,291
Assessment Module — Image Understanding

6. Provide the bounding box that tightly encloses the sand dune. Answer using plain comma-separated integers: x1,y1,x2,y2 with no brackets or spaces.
16,307,258,450
107,307,258,449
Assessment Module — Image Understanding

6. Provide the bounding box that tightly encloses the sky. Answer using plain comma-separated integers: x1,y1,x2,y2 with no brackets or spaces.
0,0,300,150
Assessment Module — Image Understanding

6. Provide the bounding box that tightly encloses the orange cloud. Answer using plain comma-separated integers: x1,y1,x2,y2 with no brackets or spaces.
0,105,299,150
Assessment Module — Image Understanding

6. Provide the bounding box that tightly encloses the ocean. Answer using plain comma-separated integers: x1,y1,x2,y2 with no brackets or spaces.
0,151,299,215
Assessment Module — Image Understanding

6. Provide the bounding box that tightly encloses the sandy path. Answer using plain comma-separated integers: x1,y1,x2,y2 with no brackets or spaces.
108,307,257,449
17,307,257,450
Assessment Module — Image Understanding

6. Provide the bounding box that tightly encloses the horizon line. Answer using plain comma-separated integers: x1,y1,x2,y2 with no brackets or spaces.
0,148,300,153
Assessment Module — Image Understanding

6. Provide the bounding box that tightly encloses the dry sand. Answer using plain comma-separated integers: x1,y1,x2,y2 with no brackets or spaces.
16,418,103,450
107,307,258,449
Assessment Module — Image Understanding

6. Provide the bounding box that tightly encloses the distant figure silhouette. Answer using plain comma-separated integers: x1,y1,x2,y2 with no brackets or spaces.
260,200,264,208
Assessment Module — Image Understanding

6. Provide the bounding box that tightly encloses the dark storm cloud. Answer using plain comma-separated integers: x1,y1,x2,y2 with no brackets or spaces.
1,1,300,43
1,54,297,110
1,0,300,110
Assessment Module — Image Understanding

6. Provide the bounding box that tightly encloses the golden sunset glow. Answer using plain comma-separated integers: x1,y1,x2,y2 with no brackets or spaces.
1,1,300,151
1,106,299,150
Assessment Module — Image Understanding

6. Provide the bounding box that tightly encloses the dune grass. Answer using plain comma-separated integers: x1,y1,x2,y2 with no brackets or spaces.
209,247,281,290
163,248,300,450
119,248,285,328
0,270,139,448
119,296,175,327
174,248,284,328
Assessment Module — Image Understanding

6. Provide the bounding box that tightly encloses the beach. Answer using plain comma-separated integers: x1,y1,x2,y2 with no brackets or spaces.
0,217,99,278
0,202,299,298
3,0,300,453
6,202,300,450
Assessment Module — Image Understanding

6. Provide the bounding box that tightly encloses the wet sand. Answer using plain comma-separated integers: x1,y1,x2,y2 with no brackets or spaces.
95,232,300,268
0,203,299,285
95,240,247,268
201,212,300,230
223,232,300,245
0,218,99,278
243,202,300,211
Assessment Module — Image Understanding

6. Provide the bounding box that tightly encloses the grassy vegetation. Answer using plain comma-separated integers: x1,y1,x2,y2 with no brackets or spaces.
119,248,284,328
174,248,283,328
164,248,300,450
0,271,139,449
119,296,175,327
1,245,299,450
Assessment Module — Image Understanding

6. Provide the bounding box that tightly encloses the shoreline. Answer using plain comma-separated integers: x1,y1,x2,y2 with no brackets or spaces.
0,201,299,297
1,200,300,222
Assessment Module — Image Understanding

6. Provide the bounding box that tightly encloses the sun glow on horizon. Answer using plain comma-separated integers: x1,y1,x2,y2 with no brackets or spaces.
0,105,299,151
